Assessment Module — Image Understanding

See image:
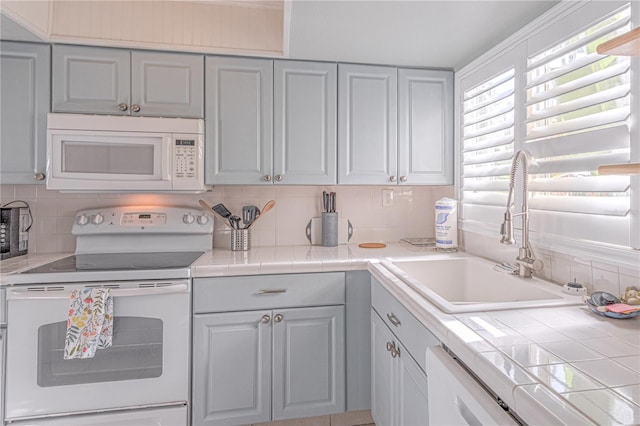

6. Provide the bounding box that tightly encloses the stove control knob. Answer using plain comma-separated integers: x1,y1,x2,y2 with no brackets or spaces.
76,215,89,226
91,214,105,225
197,215,209,225
183,214,195,224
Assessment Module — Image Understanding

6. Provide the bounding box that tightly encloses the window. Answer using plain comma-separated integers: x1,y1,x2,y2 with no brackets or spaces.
458,1,638,254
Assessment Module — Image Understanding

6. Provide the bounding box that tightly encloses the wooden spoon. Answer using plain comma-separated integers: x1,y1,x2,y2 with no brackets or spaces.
198,199,233,229
248,200,275,229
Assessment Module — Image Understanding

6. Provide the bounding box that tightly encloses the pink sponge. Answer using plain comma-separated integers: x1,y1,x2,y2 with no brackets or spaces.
604,303,640,314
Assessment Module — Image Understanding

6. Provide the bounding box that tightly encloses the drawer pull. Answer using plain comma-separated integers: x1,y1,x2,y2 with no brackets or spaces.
391,345,401,358
387,313,401,327
257,289,287,295
386,341,394,352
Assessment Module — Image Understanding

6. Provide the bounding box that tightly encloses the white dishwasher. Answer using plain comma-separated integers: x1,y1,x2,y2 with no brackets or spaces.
426,346,520,425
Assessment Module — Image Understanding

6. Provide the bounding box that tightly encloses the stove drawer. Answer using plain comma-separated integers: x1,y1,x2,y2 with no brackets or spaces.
193,272,345,313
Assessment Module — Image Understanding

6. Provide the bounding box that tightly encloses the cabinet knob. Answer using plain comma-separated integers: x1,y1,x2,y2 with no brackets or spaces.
263,175,272,182
399,176,408,183
131,104,141,113
118,103,128,112
261,315,271,324
274,313,283,323
275,175,283,182
34,172,46,181
389,176,397,182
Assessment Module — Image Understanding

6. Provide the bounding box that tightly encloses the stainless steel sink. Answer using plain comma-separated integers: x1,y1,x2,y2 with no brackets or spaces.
382,256,582,313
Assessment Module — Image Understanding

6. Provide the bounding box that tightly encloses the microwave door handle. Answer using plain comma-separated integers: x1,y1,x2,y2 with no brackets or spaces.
8,283,189,300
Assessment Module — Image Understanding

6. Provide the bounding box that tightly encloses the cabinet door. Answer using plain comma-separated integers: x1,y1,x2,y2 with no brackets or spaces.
205,57,273,185
272,306,345,420
274,60,337,185
192,311,272,426
371,312,396,426
0,42,50,184
397,340,429,426
52,45,130,115
338,64,397,185
131,51,203,118
398,69,453,185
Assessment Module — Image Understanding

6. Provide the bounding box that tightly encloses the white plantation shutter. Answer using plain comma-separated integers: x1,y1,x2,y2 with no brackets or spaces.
525,4,632,246
461,67,515,227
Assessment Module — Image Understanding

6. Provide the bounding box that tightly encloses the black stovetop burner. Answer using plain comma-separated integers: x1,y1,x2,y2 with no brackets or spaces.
22,251,204,274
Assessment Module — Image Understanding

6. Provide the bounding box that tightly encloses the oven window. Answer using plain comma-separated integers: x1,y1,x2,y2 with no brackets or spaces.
37,317,163,387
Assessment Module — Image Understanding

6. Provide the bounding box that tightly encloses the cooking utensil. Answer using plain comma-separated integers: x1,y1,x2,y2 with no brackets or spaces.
248,200,275,229
330,192,336,213
198,200,233,229
242,205,259,228
212,203,232,219
229,215,241,230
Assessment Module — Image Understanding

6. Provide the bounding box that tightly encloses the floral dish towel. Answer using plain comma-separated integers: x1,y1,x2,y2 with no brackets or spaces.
64,287,113,360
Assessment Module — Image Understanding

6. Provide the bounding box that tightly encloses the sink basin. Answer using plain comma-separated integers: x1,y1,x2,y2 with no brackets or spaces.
382,256,582,313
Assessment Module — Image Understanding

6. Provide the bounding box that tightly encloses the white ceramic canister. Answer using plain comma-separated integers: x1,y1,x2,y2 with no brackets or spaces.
435,197,458,249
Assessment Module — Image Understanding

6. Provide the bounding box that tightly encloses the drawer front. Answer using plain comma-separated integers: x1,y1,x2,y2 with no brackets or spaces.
194,273,345,313
371,277,439,372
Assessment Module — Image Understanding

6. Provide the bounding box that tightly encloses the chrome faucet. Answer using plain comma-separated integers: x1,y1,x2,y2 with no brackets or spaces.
500,150,543,278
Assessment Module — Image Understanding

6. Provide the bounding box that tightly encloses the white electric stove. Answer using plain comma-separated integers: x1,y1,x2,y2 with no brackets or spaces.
4,206,213,425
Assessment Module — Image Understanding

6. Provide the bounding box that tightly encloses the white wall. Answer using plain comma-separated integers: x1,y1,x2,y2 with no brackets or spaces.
0,184,453,253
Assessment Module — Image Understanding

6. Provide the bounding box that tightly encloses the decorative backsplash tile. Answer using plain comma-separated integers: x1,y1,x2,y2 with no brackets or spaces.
0,184,454,254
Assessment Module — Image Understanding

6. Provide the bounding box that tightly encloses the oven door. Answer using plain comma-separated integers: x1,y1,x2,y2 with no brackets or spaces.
5,280,190,421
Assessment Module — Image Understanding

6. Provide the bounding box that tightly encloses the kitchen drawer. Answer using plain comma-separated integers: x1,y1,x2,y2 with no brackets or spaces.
193,273,345,313
371,277,439,372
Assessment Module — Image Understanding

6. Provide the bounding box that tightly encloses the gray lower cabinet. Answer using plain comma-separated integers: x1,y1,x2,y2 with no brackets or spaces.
1,328,5,425
371,277,438,426
0,42,50,184
52,45,203,117
192,273,346,426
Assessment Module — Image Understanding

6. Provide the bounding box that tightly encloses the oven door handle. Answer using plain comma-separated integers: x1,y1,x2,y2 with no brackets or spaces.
8,283,189,300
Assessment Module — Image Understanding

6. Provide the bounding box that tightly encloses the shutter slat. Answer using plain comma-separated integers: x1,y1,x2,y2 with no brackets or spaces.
463,149,513,166
526,106,630,140
464,115,514,139
526,61,630,106
530,151,630,175
464,86,514,115
463,180,510,192
463,192,508,207
529,176,630,192
463,133,514,153
463,69,515,101
526,85,629,123
463,163,511,178
530,195,629,216
527,52,604,89
525,124,629,158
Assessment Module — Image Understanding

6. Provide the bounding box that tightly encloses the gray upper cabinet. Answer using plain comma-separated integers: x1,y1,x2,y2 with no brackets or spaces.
1,42,50,184
338,64,397,185
398,68,453,185
205,56,273,185
52,45,203,117
274,60,337,185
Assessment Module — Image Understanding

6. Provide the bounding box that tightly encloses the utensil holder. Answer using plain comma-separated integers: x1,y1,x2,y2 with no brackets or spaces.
231,228,251,251
321,212,339,247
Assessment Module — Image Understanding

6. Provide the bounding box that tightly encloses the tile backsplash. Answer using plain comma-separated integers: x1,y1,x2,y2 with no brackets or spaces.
461,231,640,299
0,184,454,254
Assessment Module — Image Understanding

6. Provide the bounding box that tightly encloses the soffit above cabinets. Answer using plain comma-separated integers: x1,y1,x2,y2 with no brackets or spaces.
0,0,285,56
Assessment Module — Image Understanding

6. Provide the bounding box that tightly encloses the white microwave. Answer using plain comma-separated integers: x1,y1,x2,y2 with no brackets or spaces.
46,113,205,192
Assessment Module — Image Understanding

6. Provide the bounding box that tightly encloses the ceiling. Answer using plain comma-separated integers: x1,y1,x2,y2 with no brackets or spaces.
1,0,560,71
287,1,559,70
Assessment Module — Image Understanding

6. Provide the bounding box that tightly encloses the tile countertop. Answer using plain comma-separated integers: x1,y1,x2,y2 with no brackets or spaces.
2,243,639,425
